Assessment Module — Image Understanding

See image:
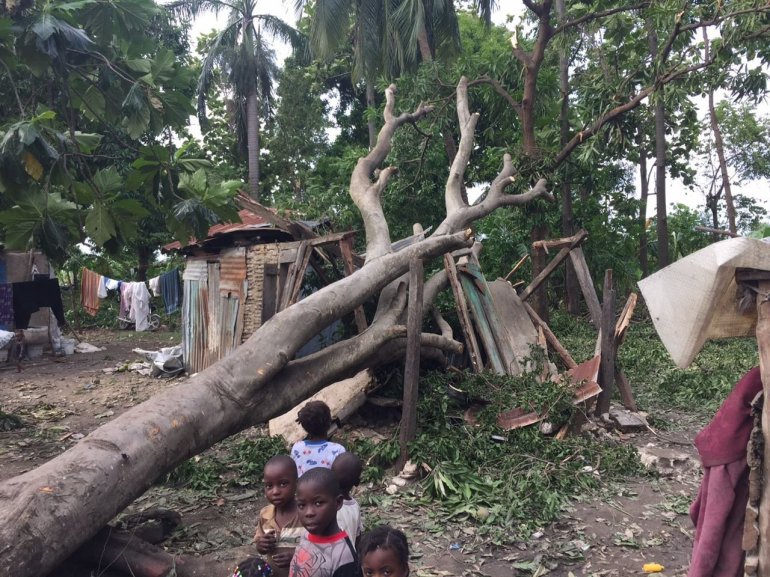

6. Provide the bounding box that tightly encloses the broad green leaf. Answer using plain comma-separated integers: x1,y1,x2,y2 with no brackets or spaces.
85,201,118,245
125,59,152,73
91,166,123,196
22,152,44,181
72,132,103,153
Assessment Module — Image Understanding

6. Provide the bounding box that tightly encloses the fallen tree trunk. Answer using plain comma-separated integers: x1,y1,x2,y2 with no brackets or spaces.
0,78,550,577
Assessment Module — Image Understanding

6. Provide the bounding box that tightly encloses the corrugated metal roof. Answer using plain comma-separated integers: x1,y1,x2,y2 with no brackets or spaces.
163,209,277,252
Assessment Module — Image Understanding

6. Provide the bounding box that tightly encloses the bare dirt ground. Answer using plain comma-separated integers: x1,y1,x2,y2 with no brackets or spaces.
0,328,702,577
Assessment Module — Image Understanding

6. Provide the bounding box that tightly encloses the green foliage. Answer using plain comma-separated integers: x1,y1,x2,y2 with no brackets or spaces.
226,436,288,485
384,370,642,540
347,436,401,484
164,455,226,492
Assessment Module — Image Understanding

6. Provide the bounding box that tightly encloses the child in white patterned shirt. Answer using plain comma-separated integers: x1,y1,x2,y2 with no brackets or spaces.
291,400,345,477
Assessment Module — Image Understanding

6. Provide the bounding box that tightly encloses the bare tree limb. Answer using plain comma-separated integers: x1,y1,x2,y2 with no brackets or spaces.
445,77,480,216
351,84,435,262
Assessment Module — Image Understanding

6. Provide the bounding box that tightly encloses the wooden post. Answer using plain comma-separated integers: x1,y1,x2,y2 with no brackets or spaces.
339,238,368,334
523,302,578,369
756,279,770,576
569,247,602,328
595,269,616,416
397,259,424,471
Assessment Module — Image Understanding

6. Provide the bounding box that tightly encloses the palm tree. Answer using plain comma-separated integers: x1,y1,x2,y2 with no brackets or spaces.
297,0,496,147
171,0,304,200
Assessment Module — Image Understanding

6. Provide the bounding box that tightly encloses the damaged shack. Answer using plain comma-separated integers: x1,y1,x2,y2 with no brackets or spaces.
164,207,361,374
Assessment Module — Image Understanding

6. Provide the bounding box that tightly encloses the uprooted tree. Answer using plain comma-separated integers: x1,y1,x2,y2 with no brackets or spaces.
0,77,550,576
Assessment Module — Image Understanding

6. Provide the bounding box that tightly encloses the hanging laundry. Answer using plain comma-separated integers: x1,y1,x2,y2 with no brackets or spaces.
105,278,119,291
129,281,151,331
120,282,134,319
148,275,160,297
12,278,66,329
81,268,101,316
159,268,182,314
0,283,13,325
97,276,108,299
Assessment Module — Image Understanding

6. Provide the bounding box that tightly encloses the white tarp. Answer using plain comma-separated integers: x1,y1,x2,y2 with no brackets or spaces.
638,237,770,368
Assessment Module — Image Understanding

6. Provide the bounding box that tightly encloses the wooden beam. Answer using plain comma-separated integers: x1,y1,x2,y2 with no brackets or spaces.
569,247,603,328
287,243,313,307
397,259,424,470
504,254,529,282
339,238,369,334
444,254,483,373
519,229,588,303
595,270,616,416
756,278,770,576
612,293,638,411
523,301,577,369
695,225,738,238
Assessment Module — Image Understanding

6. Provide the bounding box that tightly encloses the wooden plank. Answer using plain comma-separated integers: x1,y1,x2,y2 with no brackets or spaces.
570,247,602,328
613,292,638,412
523,301,577,369
756,278,770,577
458,266,506,374
339,238,368,333
287,245,313,306
595,270,616,416
488,280,540,375
520,229,588,303
278,241,306,311
462,264,516,374
262,263,279,324
444,254,483,373
398,259,424,470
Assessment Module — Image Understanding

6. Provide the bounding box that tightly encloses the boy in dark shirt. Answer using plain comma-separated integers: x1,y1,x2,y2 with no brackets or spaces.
289,468,361,577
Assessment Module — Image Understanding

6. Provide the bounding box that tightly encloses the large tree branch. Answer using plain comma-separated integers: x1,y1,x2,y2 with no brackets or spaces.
351,85,434,262
552,2,649,36
445,77,480,216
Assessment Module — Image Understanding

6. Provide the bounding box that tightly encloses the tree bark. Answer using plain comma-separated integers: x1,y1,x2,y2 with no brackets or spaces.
137,245,152,283
637,129,649,278
0,78,551,577
555,0,579,315
366,82,377,149
648,23,669,268
703,28,736,235
246,90,260,200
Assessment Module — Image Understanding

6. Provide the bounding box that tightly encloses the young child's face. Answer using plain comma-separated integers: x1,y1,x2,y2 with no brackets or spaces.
296,479,342,536
362,547,409,577
263,462,297,508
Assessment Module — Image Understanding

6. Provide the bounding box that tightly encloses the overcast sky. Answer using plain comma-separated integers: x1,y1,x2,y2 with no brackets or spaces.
186,1,769,224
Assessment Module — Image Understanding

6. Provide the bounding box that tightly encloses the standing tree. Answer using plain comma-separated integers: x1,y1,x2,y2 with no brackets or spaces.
171,0,304,200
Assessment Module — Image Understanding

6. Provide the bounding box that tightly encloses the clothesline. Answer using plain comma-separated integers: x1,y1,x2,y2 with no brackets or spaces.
0,278,66,330
80,268,182,329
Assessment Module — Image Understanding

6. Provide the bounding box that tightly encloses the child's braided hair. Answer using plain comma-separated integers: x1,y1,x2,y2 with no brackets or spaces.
232,557,272,577
358,526,409,573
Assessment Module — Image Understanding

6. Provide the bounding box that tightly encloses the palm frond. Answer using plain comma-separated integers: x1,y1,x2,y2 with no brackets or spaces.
165,0,241,21
474,0,497,28
310,0,354,59
252,13,306,55
196,18,241,129
432,0,460,56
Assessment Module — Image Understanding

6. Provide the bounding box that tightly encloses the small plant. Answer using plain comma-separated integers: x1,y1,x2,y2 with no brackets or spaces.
164,456,225,492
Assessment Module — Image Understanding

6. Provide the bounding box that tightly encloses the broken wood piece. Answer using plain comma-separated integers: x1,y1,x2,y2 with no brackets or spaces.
519,229,588,303
569,247,602,329
532,233,587,252
71,528,175,577
536,326,549,382
615,292,637,343
268,370,376,444
444,254,483,373
695,225,738,238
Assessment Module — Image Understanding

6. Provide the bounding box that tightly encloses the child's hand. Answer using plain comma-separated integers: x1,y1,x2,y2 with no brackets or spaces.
271,551,293,567
255,531,276,553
